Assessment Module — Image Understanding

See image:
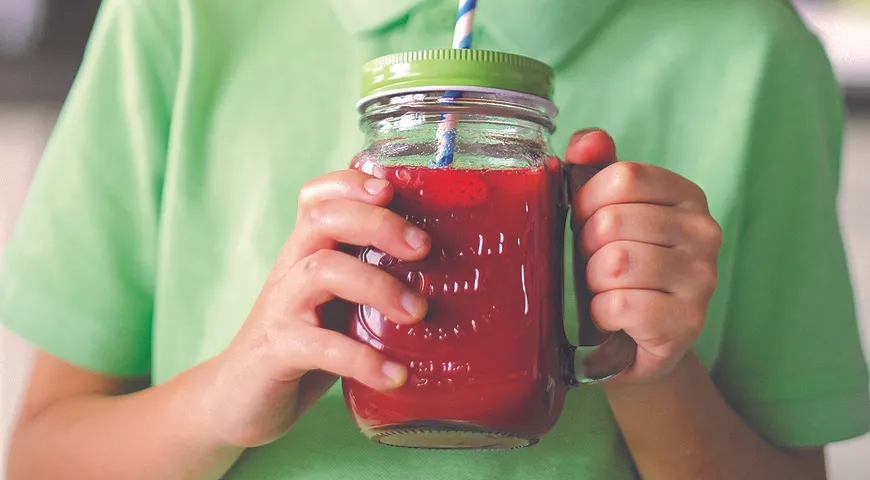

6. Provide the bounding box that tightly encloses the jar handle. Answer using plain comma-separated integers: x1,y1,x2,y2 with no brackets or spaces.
561,165,637,386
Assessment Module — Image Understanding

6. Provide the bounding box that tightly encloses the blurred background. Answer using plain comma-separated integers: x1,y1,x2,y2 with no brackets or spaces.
0,0,868,478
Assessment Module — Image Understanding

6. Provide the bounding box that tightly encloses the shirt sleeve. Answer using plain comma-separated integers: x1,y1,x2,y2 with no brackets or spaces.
711,23,870,447
0,0,178,376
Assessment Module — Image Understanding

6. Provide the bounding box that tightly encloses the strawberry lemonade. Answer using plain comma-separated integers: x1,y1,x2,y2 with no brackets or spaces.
343,156,567,447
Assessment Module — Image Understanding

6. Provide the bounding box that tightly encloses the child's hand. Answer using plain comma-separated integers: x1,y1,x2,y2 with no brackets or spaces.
202,170,430,447
566,129,722,383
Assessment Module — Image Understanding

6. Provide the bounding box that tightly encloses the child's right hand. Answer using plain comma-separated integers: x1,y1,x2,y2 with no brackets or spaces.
200,170,430,447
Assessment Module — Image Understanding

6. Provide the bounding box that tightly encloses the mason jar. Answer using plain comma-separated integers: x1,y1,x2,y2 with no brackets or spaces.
342,49,636,450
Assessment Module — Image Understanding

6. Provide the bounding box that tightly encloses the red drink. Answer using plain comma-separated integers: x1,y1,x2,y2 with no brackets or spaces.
343,157,567,449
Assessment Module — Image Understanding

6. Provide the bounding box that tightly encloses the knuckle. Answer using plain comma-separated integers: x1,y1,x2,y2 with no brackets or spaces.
693,215,723,248
298,178,320,206
259,321,304,364
302,249,336,277
590,290,629,329
707,219,723,247
593,206,621,241
680,176,710,211
372,207,394,233
293,333,324,361
318,336,346,362
609,162,645,196
606,290,630,317
305,202,330,227
350,345,381,374
287,326,336,361
370,268,399,294
691,260,718,293
587,245,631,291
604,244,631,280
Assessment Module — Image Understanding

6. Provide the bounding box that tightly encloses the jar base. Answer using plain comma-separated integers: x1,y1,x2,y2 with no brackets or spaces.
364,421,538,450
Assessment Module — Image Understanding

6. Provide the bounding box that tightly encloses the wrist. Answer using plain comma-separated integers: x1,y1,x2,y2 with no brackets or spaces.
162,355,245,453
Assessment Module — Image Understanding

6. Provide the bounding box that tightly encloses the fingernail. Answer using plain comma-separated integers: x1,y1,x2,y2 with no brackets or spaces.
568,128,606,146
404,227,429,250
364,178,389,196
381,361,407,387
401,291,428,319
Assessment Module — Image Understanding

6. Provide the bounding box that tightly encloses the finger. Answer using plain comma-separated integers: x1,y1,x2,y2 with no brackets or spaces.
273,170,398,274
285,249,427,325
590,289,700,342
580,204,723,259
589,289,705,378
586,241,717,296
298,169,394,211
277,325,408,390
298,199,430,261
574,162,709,221
564,129,618,166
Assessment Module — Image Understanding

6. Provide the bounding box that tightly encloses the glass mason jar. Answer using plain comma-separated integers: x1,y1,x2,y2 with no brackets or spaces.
343,50,636,450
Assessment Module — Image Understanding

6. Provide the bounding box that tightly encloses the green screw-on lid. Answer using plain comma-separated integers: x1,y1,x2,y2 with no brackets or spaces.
359,49,554,103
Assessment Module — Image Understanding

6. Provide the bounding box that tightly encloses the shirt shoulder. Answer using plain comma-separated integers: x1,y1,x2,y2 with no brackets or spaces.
623,0,821,49
610,0,833,91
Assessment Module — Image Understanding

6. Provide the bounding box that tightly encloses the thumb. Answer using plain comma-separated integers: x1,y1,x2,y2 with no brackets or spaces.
564,129,617,232
564,128,617,166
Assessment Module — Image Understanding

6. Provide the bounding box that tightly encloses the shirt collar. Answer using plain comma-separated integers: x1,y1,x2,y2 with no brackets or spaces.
475,0,626,67
328,0,625,67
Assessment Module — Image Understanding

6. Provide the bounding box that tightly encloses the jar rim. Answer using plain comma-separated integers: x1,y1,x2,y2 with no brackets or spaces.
356,85,559,118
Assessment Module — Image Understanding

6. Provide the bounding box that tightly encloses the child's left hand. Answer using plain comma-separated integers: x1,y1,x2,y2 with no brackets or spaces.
566,129,723,383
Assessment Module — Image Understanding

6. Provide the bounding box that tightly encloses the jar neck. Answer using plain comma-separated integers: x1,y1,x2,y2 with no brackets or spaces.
359,89,556,145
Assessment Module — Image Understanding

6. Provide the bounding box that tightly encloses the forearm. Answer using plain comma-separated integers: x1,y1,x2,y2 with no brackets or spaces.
7,358,244,480
604,351,826,480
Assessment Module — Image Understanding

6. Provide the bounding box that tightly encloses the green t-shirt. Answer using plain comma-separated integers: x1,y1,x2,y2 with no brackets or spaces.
2,0,869,478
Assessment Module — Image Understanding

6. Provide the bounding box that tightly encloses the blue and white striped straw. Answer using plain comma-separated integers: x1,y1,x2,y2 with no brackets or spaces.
430,0,477,168
452,0,477,49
